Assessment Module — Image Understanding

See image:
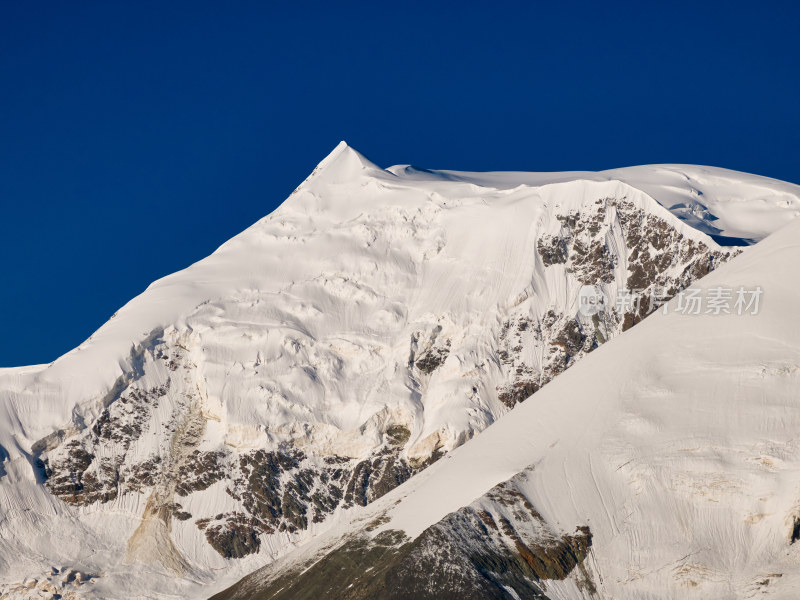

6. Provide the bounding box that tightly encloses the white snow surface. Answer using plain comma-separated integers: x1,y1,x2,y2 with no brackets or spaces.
332,215,800,598
236,210,800,599
0,142,799,598
393,162,800,243
4,144,798,438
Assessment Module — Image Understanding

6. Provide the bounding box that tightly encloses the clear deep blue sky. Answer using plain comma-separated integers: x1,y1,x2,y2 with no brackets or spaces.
1,1,798,366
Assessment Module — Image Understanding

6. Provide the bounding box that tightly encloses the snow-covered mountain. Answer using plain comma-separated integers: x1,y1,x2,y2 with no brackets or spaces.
0,143,798,599
213,209,800,600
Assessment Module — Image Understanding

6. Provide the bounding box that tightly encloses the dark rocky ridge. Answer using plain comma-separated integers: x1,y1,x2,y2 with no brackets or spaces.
211,474,594,600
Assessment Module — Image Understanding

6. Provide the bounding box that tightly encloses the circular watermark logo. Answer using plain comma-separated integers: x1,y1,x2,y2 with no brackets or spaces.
578,285,607,316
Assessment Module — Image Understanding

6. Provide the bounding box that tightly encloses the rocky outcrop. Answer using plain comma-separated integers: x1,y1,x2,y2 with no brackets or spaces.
497,197,736,408
410,326,451,375
187,443,418,557
211,474,594,600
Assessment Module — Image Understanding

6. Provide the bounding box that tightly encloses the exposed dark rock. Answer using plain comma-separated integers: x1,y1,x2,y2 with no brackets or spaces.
497,380,539,408
211,477,592,600
199,512,262,559
410,326,451,374
311,485,343,523
370,453,414,501
42,440,120,504
343,449,413,508
386,425,411,446
0,444,6,479
175,450,227,496
229,449,296,533
537,235,568,266
41,441,92,500
91,383,169,449
124,455,162,492
187,443,421,558
41,379,178,505
415,348,450,374
174,510,192,521
408,447,445,471
281,468,315,531
499,197,736,408
553,319,591,357
344,458,373,508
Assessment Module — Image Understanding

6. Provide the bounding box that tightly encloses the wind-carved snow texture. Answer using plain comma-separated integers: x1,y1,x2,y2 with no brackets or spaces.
33,194,734,568
215,212,800,600
1,143,799,599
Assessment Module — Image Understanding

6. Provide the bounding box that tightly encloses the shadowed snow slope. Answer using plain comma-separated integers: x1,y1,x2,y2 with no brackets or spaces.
218,216,800,599
0,143,799,599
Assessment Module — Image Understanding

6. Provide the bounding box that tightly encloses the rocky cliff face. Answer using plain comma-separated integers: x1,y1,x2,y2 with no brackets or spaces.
211,470,596,600
496,196,733,407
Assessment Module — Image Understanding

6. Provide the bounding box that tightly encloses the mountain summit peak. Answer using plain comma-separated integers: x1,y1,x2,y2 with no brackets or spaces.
306,141,383,185
3,150,800,599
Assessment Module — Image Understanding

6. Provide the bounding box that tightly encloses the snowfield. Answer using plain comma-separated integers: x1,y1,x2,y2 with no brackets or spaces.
416,162,800,244
376,213,800,598
214,197,800,600
1,143,799,599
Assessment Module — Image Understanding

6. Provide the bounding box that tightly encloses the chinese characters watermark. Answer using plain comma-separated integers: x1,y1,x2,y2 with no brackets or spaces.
578,285,762,317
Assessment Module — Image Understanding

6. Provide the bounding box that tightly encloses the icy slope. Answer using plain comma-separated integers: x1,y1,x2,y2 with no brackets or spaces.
216,216,800,600
0,143,798,598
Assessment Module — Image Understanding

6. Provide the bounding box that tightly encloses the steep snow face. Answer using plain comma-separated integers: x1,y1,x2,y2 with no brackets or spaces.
218,216,800,600
0,144,796,598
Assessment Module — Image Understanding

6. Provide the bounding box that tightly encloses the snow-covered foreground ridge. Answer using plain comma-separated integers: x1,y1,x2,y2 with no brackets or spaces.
0,142,798,599
216,197,800,600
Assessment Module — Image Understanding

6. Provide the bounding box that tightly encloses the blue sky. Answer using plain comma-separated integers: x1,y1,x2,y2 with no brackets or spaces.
1,1,798,366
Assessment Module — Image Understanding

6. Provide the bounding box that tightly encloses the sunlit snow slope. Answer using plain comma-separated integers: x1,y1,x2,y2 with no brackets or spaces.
400,162,800,244
0,143,798,599
216,205,800,600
